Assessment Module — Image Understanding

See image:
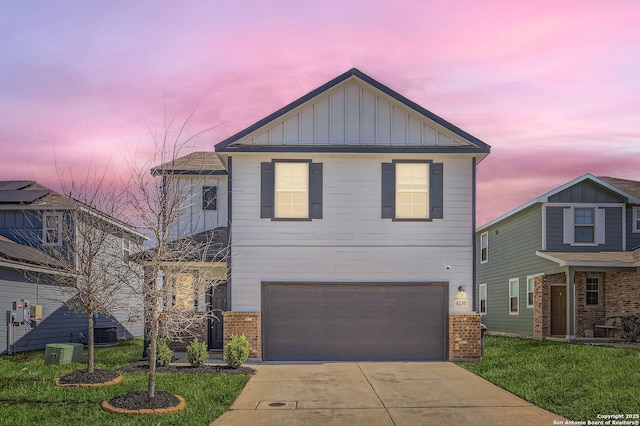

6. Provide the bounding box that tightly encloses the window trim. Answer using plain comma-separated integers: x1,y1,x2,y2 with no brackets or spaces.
42,212,63,246
479,283,487,315
394,160,430,220
381,160,443,222
633,207,640,233
526,275,536,308
480,231,488,264
509,278,519,315
574,207,595,244
202,186,217,211
261,159,322,221
586,276,599,306
274,161,310,220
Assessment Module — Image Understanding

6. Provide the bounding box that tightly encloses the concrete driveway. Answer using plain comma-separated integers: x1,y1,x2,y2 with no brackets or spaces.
211,362,566,425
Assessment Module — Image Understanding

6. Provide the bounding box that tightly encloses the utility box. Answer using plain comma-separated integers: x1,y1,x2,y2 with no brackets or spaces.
30,305,42,323
44,344,74,365
68,343,84,363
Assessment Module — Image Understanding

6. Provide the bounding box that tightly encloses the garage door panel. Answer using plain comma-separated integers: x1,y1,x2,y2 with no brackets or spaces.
262,283,447,361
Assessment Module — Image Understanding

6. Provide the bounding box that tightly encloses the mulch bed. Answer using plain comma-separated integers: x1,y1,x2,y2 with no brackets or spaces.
107,390,181,410
119,360,255,375
57,369,120,385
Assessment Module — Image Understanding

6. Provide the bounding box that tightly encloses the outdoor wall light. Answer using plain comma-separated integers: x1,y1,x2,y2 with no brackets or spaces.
458,285,465,293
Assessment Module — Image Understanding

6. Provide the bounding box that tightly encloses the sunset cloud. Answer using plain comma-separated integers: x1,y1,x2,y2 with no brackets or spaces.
1,0,639,225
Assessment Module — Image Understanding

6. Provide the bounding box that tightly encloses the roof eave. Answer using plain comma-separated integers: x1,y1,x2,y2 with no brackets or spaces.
215,68,491,153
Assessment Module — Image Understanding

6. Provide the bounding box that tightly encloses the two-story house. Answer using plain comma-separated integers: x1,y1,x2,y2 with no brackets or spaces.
476,174,640,339
0,180,145,354
159,68,491,361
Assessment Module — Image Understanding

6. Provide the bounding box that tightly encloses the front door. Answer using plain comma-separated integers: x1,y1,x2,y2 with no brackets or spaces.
208,283,227,350
550,286,567,336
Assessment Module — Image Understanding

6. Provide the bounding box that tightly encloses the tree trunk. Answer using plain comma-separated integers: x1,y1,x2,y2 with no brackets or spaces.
147,320,157,399
87,313,94,373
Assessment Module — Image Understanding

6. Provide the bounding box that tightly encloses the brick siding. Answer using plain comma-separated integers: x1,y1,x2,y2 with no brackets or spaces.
223,312,262,358
449,314,481,361
533,273,564,339
574,270,640,337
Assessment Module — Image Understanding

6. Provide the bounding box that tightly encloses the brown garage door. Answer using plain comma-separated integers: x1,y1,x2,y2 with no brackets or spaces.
262,282,448,361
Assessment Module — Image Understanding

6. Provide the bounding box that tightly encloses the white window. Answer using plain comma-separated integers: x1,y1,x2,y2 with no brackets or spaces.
395,162,429,219
563,206,605,246
275,162,309,219
586,277,599,305
479,283,487,314
43,213,62,245
526,276,535,308
633,207,640,233
509,278,519,315
574,207,595,243
480,232,488,263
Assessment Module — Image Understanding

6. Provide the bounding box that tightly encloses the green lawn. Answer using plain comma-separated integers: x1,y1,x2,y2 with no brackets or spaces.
0,339,250,425
459,336,640,421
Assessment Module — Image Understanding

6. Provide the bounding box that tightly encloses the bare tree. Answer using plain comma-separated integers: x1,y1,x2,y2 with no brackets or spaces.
124,113,227,399
24,169,143,373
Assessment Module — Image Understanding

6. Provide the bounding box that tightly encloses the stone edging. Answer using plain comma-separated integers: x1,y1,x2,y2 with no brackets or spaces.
54,374,123,387
101,394,186,415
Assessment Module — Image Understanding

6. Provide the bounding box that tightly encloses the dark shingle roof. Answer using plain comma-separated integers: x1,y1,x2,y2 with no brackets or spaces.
599,176,640,200
151,152,227,176
0,235,64,269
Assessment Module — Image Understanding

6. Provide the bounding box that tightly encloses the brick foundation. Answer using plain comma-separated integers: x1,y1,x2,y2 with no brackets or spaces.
449,314,482,362
223,312,262,359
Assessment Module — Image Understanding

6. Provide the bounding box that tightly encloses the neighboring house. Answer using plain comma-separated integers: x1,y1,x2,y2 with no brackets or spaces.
476,174,640,340
206,68,491,361
150,153,229,351
0,181,145,354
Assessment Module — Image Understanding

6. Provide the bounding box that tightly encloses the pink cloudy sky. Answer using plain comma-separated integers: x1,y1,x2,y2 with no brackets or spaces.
1,0,639,226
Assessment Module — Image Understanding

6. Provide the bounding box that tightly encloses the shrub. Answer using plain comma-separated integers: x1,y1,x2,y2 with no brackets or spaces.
225,334,249,369
613,315,640,343
156,336,173,367
187,338,209,367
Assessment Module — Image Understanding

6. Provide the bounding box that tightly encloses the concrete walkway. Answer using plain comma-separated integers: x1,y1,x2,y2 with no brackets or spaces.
211,362,566,426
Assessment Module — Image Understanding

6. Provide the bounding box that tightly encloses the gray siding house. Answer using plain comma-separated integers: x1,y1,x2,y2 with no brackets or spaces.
476,174,640,339
159,68,492,361
0,181,145,354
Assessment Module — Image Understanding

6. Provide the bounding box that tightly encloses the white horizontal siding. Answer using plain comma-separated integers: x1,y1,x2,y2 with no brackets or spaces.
239,81,476,147
231,245,472,313
231,153,474,247
169,176,228,240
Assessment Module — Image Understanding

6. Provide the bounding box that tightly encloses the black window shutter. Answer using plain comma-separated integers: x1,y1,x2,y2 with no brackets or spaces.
381,163,395,218
309,163,323,219
260,162,274,218
430,162,444,219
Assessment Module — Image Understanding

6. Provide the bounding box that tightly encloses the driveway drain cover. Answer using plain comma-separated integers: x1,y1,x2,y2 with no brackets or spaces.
257,401,297,410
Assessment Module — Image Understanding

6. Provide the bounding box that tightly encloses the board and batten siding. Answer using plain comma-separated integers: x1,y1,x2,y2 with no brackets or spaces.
477,204,561,336
545,205,624,252
239,82,476,148
230,153,475,313
1,268,143,354
169,176,228,241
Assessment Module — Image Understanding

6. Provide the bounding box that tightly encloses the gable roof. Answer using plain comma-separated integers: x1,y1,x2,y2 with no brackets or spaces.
151,152,227,176
215,68,491,155
0,235,66,272
599,176,640,200
478,173,640,231
0,181,146,240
